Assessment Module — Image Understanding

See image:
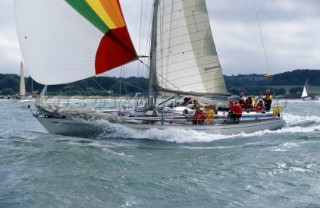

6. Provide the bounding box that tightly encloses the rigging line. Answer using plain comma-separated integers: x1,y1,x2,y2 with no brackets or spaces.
121,66,128,96
143,1,153,78
155,72,181,92
139,0,144,54
136,0,145,78
159,0,165,95
139,59,181,92
137,0,151,81
252,0,271,74
91,77,120,97
142,0,150,54
164,0,174,91
91,77,133,97
98,74,148,93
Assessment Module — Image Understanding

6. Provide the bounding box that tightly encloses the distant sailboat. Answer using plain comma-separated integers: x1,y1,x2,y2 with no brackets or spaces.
19,62,26,98
18,62,37,102
10,62,25,100
301,80,312,100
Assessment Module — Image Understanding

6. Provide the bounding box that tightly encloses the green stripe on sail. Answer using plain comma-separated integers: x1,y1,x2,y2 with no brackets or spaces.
66,0,110,34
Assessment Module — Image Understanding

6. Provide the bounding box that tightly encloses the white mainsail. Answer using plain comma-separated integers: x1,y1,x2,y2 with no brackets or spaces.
19,62,26,96
155,0,228,95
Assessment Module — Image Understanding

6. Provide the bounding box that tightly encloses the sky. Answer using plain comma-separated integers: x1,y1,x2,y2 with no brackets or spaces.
0,0,320,77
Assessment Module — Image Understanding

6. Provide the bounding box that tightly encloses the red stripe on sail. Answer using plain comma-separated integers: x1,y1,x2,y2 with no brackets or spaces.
95,26,137,74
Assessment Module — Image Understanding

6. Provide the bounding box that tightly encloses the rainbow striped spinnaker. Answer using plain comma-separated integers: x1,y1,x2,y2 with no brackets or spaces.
15,0,137,85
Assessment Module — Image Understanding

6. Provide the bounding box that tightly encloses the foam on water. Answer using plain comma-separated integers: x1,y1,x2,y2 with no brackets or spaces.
81,110,320,144
270,162,316,175
284,113,320,125
96,120,235,143
87,112,320,143
271,142,300,152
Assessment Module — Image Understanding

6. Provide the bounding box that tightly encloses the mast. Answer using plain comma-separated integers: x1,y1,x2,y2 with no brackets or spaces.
148,0,159,109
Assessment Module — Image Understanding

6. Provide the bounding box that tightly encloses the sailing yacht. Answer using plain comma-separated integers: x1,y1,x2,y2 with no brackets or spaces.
301,80,312,100
18,62,37,102
19,62,26,99
15,0,285,136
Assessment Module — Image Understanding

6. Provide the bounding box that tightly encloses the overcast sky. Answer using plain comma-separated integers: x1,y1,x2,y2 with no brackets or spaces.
1,0,320,77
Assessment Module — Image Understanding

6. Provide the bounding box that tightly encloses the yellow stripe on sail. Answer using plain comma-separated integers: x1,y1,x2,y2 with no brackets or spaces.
86,0,116,29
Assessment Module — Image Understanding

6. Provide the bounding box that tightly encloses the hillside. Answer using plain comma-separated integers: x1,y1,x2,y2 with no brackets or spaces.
224,69,320,98
1,69,320,98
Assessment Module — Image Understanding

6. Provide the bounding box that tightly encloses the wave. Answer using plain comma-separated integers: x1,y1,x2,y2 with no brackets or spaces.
91,120,236,143
284,113,320,127
85,112,320,143
284,99,320,103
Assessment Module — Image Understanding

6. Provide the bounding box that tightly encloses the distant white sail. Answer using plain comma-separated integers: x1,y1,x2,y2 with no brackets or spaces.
155,0,228,95
301,85,308,98
19,62,26,96
301,80,308,98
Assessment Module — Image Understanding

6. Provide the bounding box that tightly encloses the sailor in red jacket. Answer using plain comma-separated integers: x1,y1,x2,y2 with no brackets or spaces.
255,99,262,112
193,107,205,125
229,99,242,123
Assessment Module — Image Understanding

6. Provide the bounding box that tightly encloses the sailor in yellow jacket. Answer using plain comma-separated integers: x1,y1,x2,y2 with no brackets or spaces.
204,105,215,124
264,89,273,111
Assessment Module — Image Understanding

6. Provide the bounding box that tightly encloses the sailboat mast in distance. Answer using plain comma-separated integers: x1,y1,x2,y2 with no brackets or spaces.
20,62,26,97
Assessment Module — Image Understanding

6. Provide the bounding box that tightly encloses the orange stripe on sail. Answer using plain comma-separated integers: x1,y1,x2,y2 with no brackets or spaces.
86,0,117,29
100,0,125,28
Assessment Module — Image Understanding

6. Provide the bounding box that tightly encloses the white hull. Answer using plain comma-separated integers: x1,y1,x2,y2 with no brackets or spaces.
36,115,286,136
302,97,312,101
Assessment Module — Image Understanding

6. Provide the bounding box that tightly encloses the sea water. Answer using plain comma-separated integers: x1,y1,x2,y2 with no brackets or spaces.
1,99,320,207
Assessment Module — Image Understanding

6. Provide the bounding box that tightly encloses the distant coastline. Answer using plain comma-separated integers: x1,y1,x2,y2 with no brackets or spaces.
1,69,320,99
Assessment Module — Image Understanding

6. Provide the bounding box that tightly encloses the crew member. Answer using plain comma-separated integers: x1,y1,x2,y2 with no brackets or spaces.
239,92,247,108
264,89,272,111
204,105,215,124
255,99,264,112
192,99,200,110
229,99,242,123
193,107,205,125
180,97,191,106
244,97,253,111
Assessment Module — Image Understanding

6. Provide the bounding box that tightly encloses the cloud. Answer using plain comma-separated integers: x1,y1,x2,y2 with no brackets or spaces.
1,0,319,77
209,0,320,75
0,0,23,74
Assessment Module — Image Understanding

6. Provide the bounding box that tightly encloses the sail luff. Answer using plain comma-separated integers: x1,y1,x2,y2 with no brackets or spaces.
155,0,228,95
19,62,26,96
